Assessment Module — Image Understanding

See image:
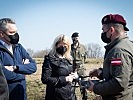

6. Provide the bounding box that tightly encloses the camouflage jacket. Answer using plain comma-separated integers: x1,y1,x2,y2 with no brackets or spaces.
71,43,86,68
94,35,133,100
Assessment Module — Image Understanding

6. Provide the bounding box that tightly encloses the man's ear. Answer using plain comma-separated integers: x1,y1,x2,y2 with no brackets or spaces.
0,31,4,37
110,27,115,33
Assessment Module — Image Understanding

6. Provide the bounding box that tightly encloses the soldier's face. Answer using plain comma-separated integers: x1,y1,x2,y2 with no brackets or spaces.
72,37,79,44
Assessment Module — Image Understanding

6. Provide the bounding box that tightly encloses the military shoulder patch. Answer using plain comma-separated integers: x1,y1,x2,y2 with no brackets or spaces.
111,58,122,66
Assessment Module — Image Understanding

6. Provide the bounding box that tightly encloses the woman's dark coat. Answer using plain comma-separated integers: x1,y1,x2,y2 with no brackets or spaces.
41,54,76,100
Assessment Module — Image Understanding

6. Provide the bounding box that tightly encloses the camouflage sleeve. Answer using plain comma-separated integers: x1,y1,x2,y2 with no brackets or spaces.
93,51,132,96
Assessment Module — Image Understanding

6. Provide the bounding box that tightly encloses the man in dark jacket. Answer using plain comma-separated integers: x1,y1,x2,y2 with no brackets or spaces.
88,14,133,100
0,63,9,100
0,18,37,100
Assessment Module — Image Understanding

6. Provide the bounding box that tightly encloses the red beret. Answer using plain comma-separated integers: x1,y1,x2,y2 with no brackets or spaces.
102,14,129,31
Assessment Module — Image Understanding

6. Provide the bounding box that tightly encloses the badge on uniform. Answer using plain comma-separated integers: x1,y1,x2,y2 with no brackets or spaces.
111,58,122,66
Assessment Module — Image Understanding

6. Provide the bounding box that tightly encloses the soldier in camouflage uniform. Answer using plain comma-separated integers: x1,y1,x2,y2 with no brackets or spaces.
71,32,87,100
88,14,133,100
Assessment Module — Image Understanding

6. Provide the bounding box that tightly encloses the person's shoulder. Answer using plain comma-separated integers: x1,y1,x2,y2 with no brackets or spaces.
79,44,86,50
71,43,74,47
15,43,23,48
44,54,56,61
43,54,50,63
44,54,50,60
16,43,21,46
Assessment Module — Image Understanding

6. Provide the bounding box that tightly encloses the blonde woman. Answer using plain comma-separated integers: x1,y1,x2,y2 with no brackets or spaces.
41,34,78,100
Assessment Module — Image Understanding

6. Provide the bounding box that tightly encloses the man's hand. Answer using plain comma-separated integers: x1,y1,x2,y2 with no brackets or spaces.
89,69,102,78
87,79,94,92
65,72,78,83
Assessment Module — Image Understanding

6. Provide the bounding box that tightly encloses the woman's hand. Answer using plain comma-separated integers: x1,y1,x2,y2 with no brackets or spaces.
70,72,79,79
65,72,79,82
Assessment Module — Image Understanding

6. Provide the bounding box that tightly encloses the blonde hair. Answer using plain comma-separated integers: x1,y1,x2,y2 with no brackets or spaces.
49,34,72,61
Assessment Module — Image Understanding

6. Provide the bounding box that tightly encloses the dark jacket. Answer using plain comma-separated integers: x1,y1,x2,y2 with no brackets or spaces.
41,54,76,100
0,64,9,100
0,43,37,100
94,36,133,100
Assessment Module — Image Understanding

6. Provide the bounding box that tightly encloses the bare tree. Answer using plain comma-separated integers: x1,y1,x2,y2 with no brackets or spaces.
27,43,103,58
32,49,49,58
86,43,103,58
27,48,34,57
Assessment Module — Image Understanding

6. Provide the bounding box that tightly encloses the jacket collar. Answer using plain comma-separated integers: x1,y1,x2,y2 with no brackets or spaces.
105,34,128,51
0,41,20,58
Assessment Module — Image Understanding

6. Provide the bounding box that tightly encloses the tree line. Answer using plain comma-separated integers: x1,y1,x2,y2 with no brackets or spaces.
27,43,104,58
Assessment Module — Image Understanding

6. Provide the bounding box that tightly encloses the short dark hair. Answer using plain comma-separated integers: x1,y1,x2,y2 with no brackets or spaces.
0,18,15,32
71,32,79,37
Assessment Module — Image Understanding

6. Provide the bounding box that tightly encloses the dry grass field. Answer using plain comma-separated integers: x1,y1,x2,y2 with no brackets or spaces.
26,58,103,100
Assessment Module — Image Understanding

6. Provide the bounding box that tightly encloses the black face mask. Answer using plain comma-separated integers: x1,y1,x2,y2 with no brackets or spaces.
101,30,111,43
56,46,67,56
8,33,19,44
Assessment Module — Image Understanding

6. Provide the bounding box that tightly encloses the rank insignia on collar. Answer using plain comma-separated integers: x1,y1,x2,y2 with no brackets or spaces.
111,58,122,66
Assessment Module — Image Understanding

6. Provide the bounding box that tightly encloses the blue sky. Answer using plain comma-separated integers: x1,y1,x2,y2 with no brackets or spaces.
0,0,133,51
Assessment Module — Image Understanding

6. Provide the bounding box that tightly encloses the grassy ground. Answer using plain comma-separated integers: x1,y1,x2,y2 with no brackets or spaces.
26,58,103,100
